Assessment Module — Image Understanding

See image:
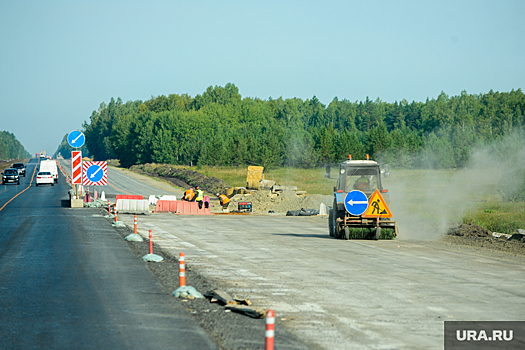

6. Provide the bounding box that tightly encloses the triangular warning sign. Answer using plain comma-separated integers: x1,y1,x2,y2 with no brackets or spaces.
362,189,392,218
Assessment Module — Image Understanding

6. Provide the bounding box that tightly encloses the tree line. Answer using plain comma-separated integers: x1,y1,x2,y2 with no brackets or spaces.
81,83,525,169
0,131,31,160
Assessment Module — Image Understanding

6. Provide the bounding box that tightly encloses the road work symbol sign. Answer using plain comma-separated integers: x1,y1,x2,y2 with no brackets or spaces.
82,161,107,186
344,190,369,216
363,190,392,218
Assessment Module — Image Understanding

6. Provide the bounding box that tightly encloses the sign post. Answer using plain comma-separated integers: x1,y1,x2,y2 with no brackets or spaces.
71,151,82,199
68,130,85,200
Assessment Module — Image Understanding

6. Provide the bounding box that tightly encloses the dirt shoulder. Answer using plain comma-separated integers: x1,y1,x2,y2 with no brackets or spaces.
440,235,525,256
442,223,525,256
129,163,231,195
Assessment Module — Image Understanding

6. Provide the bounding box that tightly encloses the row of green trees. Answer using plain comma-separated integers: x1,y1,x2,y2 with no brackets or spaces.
82,84,525,169
0,131,31,160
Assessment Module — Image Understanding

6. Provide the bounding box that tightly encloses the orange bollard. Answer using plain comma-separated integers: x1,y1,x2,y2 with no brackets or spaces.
149,230,153,254
114,208,118,222
179,252,186,287
266,309,275,350
134,215,137,234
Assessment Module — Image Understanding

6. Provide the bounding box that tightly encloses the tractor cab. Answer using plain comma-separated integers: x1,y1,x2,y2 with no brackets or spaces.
336,160,382,195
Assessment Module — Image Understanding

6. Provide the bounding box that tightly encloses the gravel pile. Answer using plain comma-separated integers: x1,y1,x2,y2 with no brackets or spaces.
228,189,333,214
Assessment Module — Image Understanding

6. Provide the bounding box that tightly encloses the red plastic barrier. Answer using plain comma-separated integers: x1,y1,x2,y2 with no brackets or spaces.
115,194,143,205
155,200,212,215
155,200,179,213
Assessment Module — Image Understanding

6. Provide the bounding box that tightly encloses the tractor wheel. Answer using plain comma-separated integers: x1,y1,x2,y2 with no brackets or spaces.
328,208,335,237
375,227,381,240
343,226,350,240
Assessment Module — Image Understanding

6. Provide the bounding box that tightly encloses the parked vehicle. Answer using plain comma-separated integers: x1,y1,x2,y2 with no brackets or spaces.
12,162,26,177
2,168,20,185
40,159,58,183
36,171,54,186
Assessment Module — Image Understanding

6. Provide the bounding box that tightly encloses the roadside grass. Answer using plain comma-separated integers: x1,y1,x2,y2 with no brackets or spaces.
462,201,525,234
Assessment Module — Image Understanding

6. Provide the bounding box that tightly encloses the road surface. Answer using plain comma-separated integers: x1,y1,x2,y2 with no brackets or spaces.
0,158,215,349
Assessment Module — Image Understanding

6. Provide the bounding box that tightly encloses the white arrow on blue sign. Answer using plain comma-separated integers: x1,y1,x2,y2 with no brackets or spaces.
344,190,369,216
86,164,104,182
67,130,85,148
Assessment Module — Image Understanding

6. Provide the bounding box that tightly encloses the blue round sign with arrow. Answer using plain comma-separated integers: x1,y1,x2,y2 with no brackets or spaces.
67,130,85,148
86,164,104,182
344,190,369,216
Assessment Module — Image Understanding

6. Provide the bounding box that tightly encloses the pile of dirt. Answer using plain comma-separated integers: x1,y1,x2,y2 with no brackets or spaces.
445,223,525,256
447,223,492,238
130,163,231,195
228,189,333,214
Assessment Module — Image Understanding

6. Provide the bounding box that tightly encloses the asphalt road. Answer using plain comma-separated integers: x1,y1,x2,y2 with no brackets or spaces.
0,158,216,349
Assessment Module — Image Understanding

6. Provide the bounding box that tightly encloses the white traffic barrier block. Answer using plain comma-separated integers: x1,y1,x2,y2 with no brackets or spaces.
319,203,327,215
116,199,149,213
149,195,158,205
159,195,177,201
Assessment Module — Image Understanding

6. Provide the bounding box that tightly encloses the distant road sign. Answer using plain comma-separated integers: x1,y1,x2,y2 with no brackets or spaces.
344,190,369,216
67,130,85,148
83,161,107,186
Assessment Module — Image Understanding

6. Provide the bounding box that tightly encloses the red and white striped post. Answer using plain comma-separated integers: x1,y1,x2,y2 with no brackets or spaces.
114,208,118,223
108,200,111,216
149,230,153,254
266,309,275,350
179,252,186,287
134,215,137,234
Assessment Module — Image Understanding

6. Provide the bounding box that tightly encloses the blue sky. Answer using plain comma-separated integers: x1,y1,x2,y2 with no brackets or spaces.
1,0,523,155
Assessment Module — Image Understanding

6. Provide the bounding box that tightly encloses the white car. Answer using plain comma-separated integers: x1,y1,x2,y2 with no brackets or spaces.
36,171,54,186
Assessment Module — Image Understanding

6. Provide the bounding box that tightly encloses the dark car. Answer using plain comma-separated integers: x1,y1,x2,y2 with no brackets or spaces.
2,168,20,185
12,162,26,177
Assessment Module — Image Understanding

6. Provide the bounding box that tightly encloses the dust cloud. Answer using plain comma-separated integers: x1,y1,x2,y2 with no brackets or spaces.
387,132,525,240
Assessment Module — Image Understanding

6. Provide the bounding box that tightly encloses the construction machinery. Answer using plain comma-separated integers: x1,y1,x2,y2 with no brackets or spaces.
225,166,269,197
329,155,398,240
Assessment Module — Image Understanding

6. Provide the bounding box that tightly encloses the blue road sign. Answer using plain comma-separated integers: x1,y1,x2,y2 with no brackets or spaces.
344,190,369,216
67,130,85,148
86,164,104,182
